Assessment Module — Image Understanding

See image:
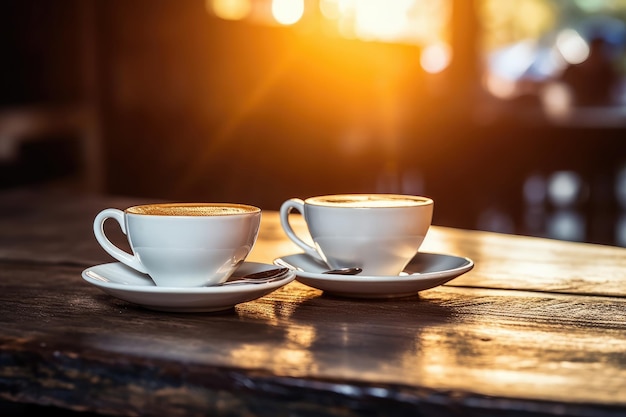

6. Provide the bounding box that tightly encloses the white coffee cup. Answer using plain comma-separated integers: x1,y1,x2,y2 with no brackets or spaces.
280,194,433,276
93,203,261,287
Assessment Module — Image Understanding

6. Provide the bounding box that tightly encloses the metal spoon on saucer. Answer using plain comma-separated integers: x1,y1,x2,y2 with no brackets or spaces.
222,266,362,286
323,267,362,275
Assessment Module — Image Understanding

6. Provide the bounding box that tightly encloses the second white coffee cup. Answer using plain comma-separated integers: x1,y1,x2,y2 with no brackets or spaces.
279,194,434,276
93,202,261,287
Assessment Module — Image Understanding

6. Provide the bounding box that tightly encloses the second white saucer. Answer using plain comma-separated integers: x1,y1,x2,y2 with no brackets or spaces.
274,252,473,299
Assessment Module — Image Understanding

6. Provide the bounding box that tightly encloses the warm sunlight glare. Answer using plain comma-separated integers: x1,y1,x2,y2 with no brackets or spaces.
208,0,251,21
319,0,341,19
483,73,517,99
541,82,573,119
420,43,451,73
353,0,414,42
325,0,447,45
556,29,590,65
481,0,556,51
209,0,449,47
272,0,305,25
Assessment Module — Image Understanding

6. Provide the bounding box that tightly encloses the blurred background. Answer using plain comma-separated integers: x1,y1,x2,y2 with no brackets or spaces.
2,0,626,246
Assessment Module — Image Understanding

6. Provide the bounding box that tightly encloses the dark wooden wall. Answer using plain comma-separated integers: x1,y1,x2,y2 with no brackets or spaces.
3,0,626,246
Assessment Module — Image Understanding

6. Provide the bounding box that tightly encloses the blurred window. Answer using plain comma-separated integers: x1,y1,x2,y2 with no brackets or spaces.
208,0,451,45
479,0,626,106
207,0,452,73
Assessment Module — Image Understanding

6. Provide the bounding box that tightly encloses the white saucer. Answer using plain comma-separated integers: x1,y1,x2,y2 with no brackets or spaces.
82,262,296,312
273,252,473,299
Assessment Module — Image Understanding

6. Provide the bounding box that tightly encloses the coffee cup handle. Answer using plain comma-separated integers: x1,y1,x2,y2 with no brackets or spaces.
279,198,325,262
93,208,149,274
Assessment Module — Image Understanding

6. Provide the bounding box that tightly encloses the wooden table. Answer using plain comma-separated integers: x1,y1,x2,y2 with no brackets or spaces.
1,187,626,416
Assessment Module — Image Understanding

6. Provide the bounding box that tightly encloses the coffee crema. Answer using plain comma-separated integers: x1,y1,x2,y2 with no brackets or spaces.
126,203,259,216
307,194,432,208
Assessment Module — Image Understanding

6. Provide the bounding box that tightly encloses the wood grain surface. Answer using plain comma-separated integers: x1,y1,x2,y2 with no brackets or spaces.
1,187,626,416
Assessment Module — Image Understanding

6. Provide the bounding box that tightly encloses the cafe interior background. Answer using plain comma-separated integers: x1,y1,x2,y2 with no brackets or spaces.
2,0,626,246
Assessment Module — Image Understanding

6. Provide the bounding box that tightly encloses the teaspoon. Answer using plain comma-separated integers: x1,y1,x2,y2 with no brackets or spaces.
221,267,291,286
222,266,362,286
322,267,362,275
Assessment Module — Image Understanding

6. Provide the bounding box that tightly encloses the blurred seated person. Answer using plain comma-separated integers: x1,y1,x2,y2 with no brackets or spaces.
559,36,622,107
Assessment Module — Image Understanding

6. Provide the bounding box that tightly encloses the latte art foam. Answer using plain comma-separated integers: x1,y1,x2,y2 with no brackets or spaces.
309,194,430,208
126,203,259,216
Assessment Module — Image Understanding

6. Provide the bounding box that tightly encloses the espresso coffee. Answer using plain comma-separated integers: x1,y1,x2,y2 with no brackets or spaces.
126,203,259,216
308,194,429,208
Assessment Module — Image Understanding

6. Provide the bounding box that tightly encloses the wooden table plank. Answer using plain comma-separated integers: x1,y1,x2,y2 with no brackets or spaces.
0,187,147,267
3,188,626,416
1,262,626,416
3,187,626,298
420,227,626,297
250,212,626,298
